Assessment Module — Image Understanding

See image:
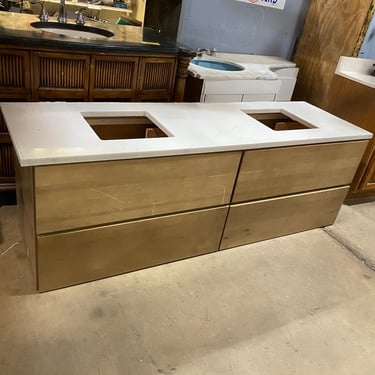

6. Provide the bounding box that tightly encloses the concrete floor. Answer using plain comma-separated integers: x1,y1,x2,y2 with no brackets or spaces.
0,201,375,375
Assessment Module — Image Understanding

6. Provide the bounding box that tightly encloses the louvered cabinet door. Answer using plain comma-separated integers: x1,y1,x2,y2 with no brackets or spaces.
89,55,139,100
137,57,177,100
0,48,31,100
0,112,15,189
32,52,90,100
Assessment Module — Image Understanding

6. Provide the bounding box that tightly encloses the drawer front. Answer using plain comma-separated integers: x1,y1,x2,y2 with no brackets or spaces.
34,152,241,234
233,141,367,202
203,79,281,95
204,94,243,103
221,186,349,249
37,206,228,292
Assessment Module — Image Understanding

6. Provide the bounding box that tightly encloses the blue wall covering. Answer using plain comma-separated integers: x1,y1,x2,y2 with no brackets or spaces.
177,0,310,59
359,13,375,59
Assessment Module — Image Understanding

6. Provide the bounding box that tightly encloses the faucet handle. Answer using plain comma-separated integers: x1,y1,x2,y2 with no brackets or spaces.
38,1,48,22
76,8,85,25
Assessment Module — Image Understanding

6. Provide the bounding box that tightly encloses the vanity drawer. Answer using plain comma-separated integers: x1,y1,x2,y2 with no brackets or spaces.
233,141,367,202
34,152,241,234
221,186,349,249
37,206,229,292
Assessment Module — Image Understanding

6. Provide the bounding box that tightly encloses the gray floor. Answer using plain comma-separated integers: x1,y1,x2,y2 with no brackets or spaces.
0,201,374,375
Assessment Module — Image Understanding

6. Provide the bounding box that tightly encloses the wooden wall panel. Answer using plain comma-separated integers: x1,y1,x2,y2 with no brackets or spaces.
293,0,373,109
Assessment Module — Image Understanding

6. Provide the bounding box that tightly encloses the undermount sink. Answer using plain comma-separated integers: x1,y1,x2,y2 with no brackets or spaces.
30,22,114,39
190,59,245,72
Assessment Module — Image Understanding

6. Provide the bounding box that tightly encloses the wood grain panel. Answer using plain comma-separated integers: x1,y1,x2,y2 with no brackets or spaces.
34,152,241,234
233,141,367,202
32,51,90,100
174,54,192,102
37,206,228,292
0,140,15,178
0,110,7,133
360,150,375,190
15,162,37,286
138,57,176,98
0,49,31,99
326,75,375,196
293,0,373,109
221,186,349,249
0,53,24,88
89,55,139,99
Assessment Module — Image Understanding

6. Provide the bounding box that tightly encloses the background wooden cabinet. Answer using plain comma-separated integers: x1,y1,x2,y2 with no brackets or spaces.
326,75,375,198
137,57,177,99
0,111,15,191
0,49,31,101
32,52,91,101
89,55,139,100
292,0,375,199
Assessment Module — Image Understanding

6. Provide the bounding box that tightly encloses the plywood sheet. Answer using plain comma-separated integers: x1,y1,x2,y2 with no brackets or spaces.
293,0,373,108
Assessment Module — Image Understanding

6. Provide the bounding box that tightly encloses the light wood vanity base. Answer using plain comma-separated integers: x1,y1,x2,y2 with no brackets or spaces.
15,141,367,291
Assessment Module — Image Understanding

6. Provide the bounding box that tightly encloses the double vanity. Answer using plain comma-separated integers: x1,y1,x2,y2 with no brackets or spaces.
1,101,371,291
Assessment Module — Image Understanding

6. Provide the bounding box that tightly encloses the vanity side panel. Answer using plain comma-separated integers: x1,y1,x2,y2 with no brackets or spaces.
221,186,349,249
37,206,228,292
233,141,367,202
15,161,37,288
34,152,241,234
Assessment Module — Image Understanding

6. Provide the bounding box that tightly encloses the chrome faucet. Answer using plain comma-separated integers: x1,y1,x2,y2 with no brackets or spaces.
31,0,48,22
38,2,48,22
57,0,67,23
76,8,85,25
197,48,217,57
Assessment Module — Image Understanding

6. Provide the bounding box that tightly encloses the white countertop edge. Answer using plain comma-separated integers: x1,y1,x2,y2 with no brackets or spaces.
16,133,372,167
335,56,375,89
2,101,372,167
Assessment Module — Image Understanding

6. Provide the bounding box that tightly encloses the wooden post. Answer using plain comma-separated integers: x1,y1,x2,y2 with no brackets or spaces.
173,49,195,102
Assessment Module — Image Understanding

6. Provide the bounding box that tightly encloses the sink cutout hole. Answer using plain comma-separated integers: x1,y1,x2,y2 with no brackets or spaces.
83,116,169,140
248,112,315,131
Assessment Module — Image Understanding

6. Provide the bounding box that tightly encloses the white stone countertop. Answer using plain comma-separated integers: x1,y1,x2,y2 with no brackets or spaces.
188,53,297,80
335,56,375,89
1,101,372,167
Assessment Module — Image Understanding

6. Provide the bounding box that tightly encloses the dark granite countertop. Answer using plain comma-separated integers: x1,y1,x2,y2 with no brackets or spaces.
0,12,193,56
